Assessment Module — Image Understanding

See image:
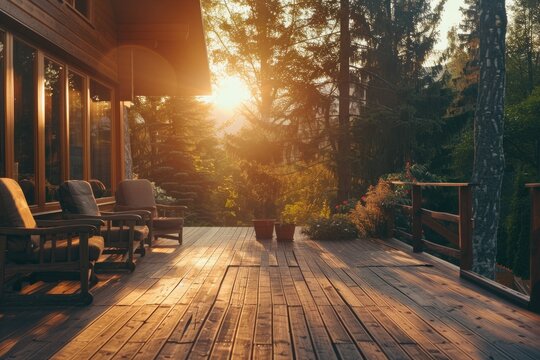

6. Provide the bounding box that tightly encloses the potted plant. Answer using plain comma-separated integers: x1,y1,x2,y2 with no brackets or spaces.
253,218,276,239
252,196,278,239
275,206,296,241
250,170,280,239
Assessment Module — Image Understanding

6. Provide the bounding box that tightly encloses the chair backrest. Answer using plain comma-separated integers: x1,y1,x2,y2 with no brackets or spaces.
0,178,37,228
116,179,157,209
58,180,100,216
0,178,37,254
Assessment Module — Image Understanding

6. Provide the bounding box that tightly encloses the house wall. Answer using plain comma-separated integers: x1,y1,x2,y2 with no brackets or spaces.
0,0,122,214
0,0,118,82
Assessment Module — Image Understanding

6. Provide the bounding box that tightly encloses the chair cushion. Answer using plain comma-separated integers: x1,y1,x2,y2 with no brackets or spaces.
116,179,157,210
153,217,184,230
7,235,104,263
0,178,38,254
101,225,149,246
59,181,100,216
0,178,37,229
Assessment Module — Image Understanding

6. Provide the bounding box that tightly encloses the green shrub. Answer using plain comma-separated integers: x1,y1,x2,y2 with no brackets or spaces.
302,214,358,240
349,179,397,238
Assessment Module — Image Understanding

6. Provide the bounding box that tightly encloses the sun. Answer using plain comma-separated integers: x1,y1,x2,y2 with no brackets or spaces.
211,76,250,112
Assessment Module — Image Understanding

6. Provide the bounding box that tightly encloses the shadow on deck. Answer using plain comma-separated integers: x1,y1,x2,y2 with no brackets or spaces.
1,227,539,359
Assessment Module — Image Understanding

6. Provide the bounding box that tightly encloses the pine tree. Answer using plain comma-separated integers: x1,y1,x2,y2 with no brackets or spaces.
349,0,448,186
129,97,223,225
506,0,540,105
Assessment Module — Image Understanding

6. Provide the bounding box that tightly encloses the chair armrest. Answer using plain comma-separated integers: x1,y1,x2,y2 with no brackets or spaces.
0,225,97,236
103,210,152,220
36,219,105,228
114,205,156,213
156,204,187,217
156,204,188,211
63,213,142,222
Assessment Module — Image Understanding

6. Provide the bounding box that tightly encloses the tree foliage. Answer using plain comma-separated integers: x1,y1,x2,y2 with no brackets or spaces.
129,97,226,225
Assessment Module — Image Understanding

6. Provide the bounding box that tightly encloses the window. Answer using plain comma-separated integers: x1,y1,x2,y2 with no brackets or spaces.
90,80,112,197
66,0,90,18
44,59,64,202
13,39,37,205
68,71,85,180
0,31,5,177
2,31,117,210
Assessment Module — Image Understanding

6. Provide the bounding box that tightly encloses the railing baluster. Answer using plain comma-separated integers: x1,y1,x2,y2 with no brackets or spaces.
412,184,423,253
530,186,540,312
459,185,473,272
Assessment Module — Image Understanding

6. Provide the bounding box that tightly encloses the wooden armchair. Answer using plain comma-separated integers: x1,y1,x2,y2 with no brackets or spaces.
58,180,151,272
0,178,104,305
115,179,186,245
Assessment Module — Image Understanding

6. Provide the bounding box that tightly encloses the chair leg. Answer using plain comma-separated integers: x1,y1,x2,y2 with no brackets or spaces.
0,239,5,301
80,234,91,304
178,228,183,245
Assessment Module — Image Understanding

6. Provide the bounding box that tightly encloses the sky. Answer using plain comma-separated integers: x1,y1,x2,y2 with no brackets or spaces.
434,0,466,53
434,0,515,53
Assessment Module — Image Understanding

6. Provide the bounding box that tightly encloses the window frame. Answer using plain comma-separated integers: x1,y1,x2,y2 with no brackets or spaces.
64,0,93,21
88,78,115,197
1,28,116,212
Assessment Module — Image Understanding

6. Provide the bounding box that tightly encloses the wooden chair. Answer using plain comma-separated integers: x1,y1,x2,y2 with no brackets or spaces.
0,178,104,305
58,180,151,272
115,179,186,245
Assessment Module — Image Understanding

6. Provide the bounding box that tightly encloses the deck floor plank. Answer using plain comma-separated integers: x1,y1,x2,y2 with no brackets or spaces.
0,227,538,359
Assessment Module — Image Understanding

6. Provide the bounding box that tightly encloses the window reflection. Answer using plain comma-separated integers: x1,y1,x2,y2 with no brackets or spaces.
90,80,112,197
68,71,84,180
14,39,37,205
44,59,63,202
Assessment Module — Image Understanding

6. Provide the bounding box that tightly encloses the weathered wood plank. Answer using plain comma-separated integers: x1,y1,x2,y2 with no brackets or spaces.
3,228,540,360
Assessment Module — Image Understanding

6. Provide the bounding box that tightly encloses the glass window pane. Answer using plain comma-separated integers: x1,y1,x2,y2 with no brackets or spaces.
13,39,37,205
68,71,84,180
75,0,89,17
0,31,5,177
44,59,63,202
90,80,112,197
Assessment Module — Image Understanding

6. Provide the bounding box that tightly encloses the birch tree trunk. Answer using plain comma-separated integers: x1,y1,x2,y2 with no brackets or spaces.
337,0,351,203
471,0,507,279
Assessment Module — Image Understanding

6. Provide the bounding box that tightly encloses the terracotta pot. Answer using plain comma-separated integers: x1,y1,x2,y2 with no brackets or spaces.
253,219,275,239
275,223,295,241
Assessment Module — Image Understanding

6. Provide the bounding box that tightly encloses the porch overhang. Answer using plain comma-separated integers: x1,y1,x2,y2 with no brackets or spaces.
112,0,211,100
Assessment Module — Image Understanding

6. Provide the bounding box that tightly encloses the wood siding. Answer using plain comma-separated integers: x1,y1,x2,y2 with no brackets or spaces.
0,0,118,82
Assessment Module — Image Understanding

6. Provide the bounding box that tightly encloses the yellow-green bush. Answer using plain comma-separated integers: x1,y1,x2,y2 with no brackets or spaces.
349,179,397,238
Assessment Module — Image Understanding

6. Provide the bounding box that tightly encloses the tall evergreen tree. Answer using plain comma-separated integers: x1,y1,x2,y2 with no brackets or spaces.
506,0,540,105
129,97,223,225
337,0,352,202
204,0,342,216
349,0,447,186
471,0,507,278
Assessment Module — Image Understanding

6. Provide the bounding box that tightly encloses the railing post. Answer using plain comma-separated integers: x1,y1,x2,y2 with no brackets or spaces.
412,184,423,253
459,185,473,271
530,186,540,312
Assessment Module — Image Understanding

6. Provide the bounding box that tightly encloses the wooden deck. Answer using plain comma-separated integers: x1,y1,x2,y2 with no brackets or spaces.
1,227,539,359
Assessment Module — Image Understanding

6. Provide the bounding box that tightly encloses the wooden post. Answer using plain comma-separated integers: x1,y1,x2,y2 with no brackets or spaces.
459,185,473,271
530,186,540,312
412,185,423,253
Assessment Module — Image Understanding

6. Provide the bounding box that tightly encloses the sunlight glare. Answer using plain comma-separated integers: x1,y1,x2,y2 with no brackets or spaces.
211,76,250,112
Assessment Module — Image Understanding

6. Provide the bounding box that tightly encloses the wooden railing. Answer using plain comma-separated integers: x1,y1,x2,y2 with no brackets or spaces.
391,182,473,269
391,181,540,312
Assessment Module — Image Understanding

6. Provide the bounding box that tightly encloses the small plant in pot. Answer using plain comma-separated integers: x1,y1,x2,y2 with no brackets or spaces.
275,206,297,241
252,190,279,240
248,165,280,239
